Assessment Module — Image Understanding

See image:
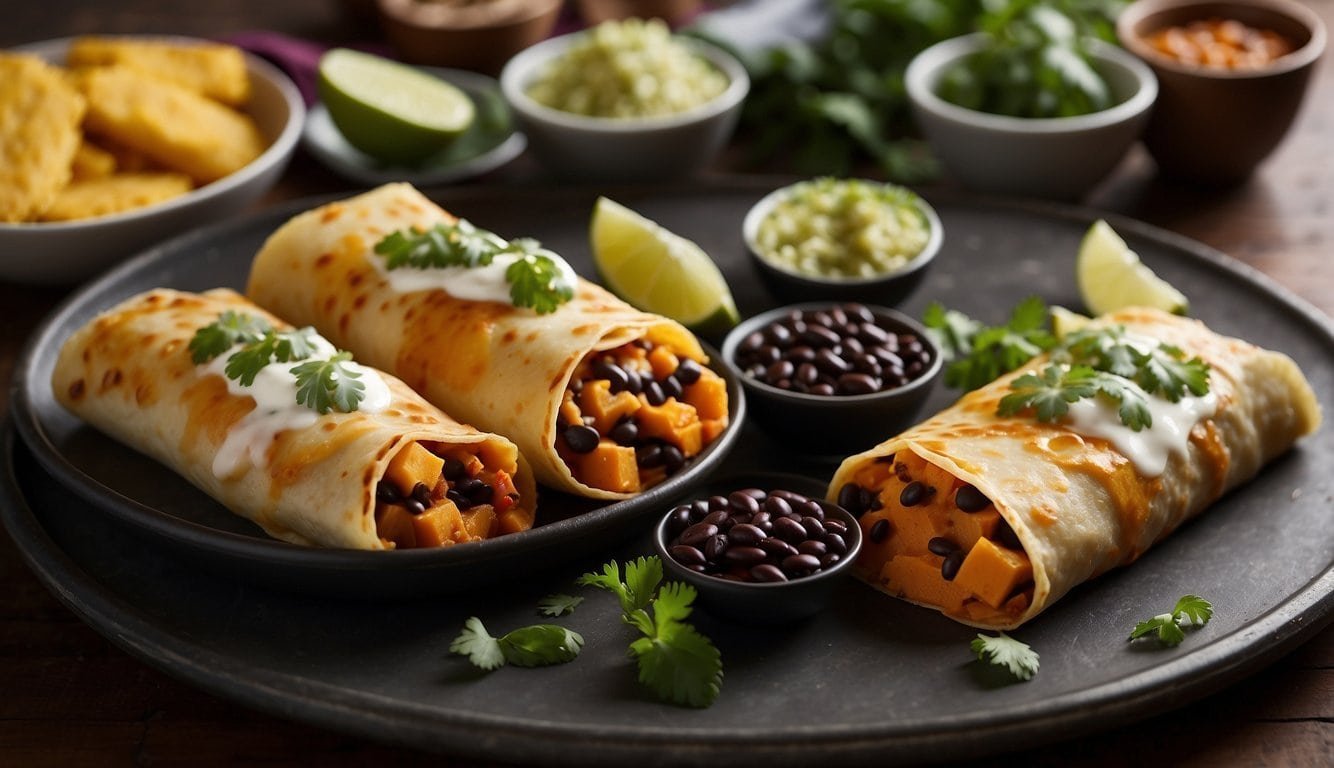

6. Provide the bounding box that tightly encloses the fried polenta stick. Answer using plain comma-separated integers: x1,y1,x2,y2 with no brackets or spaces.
77,65,264,184
0,53,86,222
39,172,193,221
67,36,250,107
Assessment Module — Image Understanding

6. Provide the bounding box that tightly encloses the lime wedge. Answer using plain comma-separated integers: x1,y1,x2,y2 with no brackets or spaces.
590,197,740,335
1049,305,1091,340
1076,220,1189,316
318,48,475,165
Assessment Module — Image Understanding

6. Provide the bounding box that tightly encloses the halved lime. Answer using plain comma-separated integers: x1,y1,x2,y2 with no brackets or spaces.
318,48,475,166
1049,305,1091,340
590,197,739,335
1076,220,1189,316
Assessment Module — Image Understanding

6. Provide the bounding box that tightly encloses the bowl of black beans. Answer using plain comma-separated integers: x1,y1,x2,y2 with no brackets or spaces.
721,302,941,456
654,482,863,623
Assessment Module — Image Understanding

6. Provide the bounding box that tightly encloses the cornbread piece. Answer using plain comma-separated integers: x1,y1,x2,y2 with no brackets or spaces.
39,172,193,221
0,53,86,222
70,140,118,181
78,65,264,184
68,36,250,105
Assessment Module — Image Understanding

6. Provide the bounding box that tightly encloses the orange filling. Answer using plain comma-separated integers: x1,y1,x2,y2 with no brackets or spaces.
851,451,1034,624
374,440,531,550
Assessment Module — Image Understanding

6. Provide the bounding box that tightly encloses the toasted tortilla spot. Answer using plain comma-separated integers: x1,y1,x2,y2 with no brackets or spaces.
501,329,517,345
320,204,344,223
323,295,337,313
68,379,85,400
349,272,364,287
353,294,367,309
315,253,334,268
100,368,123,391
572,324,596,336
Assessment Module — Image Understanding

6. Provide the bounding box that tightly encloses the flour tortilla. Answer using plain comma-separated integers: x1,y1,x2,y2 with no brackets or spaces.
829,307,1321,629
245,183,715,499
52,287,535,550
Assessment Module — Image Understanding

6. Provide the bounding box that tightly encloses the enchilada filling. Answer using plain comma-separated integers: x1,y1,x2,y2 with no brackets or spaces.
555,340,729,493
839,451,1035,625
375,441,532,549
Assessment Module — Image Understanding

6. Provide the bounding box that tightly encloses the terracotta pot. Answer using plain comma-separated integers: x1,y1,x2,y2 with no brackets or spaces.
377,0,563,76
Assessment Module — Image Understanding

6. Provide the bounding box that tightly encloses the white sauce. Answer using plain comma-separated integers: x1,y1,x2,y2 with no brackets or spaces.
1063,375,1218,477
374,249,578,306
203,334,391,478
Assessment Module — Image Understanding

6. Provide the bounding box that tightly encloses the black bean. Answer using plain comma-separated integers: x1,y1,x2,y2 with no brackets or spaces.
809,383,835,396
411,482,432,506
375,481,400,503
637,443,664,468
955,484,992,512
750,510,773,531
609,419,638,446
680,522,718,547
708,495,730,511
809,310,835,328
857,323,890,346
563,424,600,454
703,534,728,563
442,458,467,481
800,516,826,537
690,499,711,520
738,487,768,500
661,445,686,474
823,532,848,555
766,360,795,381
724,546,768,566
835,483,865,516
667,506,692,537
661,375,684,400
759,537,798,558
800,326,842,348
819,553,843,569
798,539,827,557
828,306,849,327
446,488,470,509
796,499,824,520
593,359,629,392
774,515,807,543
995,519,1023,550
927,537,959,557
701,509,730,527
765,323,793,346
900,481,931,507
769,489,808,502
781,553,821,575
842,336,865,357
674,358,703,385
644,380,667,406
728,491,761,516
869,518,891,543
763,495,793,518
824,518,848,535
843,303,876,324
757,345,782,365
795,362,820,385
739,331,764,354
670,544,707,566
941,550,965,581
837,372,880,395
404,498,426,516
750,564,788,583
814,348,851,375
786,345,817,364
729,523,767,546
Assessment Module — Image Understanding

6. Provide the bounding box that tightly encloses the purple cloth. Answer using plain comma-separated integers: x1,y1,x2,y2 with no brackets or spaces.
226,31,393,105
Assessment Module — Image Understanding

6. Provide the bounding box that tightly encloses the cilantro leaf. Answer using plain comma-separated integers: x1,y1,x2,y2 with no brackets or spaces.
538,593,584,617
1129,595,1214,647
998,364,1095,423
971,632,1039,681
506,251,574,315
578,561,632,613
924,297,1056,391
498,625,584,667
922,301,981,361
450,616,506,671
292,351,365,414
623,556,664,613
188,311,271,364
1136,344,1211,402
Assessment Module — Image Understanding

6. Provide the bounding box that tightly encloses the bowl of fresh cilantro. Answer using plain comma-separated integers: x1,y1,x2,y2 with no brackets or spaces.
904,10,1158,201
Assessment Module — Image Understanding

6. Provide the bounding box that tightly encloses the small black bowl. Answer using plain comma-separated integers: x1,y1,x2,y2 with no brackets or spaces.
721,302,942,457
652,476,863,624
741,180,942,306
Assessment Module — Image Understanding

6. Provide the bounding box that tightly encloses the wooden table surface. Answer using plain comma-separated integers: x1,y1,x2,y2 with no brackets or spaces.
1,2,1330,766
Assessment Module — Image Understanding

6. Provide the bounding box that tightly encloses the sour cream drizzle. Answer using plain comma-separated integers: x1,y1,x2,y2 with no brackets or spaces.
202,334,391,478
1062,374,1218,477
374,249,578,306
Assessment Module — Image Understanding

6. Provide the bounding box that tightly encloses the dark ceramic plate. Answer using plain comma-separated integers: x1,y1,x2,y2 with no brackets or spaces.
9,193,745,598
3,183,1333,765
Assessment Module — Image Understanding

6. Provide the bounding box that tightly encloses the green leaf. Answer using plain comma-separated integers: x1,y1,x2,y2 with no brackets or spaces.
624,556,664,613
498,625,584,667
971,632,1039,681
450,616,506,671
578,561,631,613
1174,594,1214,626
1129,595,1214,646
291,351,366,414
188,311,271,364
630,619,723,708
998,364,1094,423
538,593,584,618
505,250,574,315
926,298,1056,391
650,581,696,629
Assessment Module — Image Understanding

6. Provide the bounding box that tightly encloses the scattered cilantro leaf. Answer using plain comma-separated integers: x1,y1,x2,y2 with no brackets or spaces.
188,311,272,364
374,221,573,315
1129,595,1214,647
450,617,583,670
538,593,584,617
581,557,723,708
997,364,1095,423
971,632,1039,681
292,351,365,414
923,297,1056,391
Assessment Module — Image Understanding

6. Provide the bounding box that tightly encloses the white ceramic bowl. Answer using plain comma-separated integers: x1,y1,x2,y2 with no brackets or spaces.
498,32,749,181
0,37,304,284
905,34,1158,201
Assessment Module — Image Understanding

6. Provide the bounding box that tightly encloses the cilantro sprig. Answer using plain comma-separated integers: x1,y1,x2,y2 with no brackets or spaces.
450,617,584,670
373,221,573,315
971,632,1039,681
189,312,367,414
538,593,584,618
1059,326,1210,402
924,297,1057,391
1129,595,1214,647
579,556,723,708
999,364,1154,431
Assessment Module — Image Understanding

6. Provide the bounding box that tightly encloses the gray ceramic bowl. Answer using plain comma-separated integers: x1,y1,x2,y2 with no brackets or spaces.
905,34,1158,201
0,36,304,284
498,31,749,181
721,302,941,457
1116,0,1326,184
653,475,863,623
741,180,942,306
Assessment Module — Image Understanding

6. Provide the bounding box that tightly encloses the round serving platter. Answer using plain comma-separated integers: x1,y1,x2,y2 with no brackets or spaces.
3,182,1333,765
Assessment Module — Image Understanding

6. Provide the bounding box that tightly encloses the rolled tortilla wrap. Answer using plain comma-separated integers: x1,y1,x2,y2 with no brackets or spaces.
52,288,537,551
246,183,730,499
828,307,1321,629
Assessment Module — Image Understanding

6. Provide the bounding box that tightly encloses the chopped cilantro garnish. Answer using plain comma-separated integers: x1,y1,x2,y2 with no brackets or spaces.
538,593,584,617
923,297,1056,391
291,351,366,414
971,632,1039,681
450,616,584,670
1129,595,1214,647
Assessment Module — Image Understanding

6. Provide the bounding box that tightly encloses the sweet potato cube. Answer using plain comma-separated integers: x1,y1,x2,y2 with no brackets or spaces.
884,498,945,556
637,399,702,454
577,441,640,494
920,460,961,499
559,390,583,426
647,345,680,379
953,537,1033,609
700,418,727,444
375,505,416,549
497,505,535,535
459,504,495,541
684,372,727,421
947,507,1001,551
384,442,444,497
579,379,641,434
881,554,970,614
414,500,468,547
